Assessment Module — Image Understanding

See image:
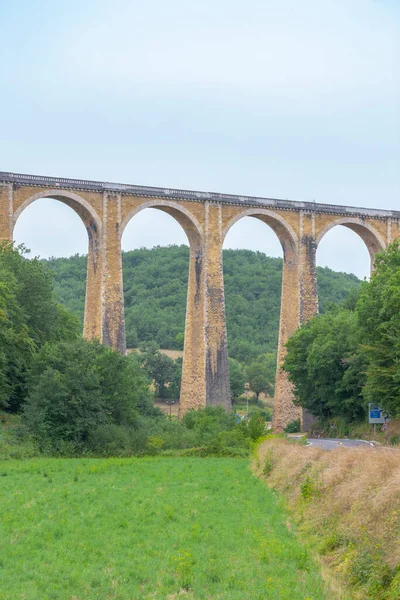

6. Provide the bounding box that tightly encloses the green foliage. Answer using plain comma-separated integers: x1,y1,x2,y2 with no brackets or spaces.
44,246,361,361
0,243,80,413
284,242,400,423
299,476,319,501
357,240,400,417
317,266,362,313
19,371,270,457
246,353,276,399
0,264,34,410
309,418,351,439
0,412,38,460
284,419,301,433
263,448,276,476
228,357,246,402
139,343,182,399
348,547,398,599
246,412,268,440
23,339,155,453
284,308,366,421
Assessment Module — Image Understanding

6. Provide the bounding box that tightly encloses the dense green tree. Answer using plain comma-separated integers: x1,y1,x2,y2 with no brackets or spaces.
0,243,80,412
356,241,400,417
246,353,276,399
139,344,182,400
0,265,34,410
23,339,154,451
3,244,79,347
282,243,400,422
228,358,246,403
283,308,366,421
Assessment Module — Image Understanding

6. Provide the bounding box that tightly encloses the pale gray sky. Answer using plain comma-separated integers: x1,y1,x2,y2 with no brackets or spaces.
3,0,399,279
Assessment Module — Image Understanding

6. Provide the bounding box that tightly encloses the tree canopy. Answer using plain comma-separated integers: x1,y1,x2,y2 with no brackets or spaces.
357,241,400,417
283,241,400,421
0,243,80,412
23,339,155,452
283,308,366,421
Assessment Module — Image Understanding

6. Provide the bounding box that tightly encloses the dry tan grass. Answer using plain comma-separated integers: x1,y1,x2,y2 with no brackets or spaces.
127,347,184,359
254,439,400,598
154,400,180,417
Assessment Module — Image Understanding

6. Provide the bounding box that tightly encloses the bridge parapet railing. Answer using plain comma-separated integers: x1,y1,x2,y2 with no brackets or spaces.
0,171,399,219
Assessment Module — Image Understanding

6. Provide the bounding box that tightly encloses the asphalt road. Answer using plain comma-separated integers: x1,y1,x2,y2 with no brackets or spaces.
306,438,375,450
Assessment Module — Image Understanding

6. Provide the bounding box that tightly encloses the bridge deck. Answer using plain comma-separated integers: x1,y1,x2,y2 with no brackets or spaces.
0,171,398,219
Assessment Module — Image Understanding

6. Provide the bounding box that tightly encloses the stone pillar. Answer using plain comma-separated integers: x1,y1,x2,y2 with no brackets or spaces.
204,203,231,409
179,242,207,413
100,192,126,354
83,218,103,342
273,211,318,431
299,211,319,431
273,250,302,431
299,211,319,322
0,183,13,241
180,202,231,415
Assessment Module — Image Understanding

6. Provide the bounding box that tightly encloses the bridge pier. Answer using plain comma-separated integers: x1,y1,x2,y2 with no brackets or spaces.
180,203,231,414
0,183,13,241
299,212,319,431
83,218,102,342
273,249,302,431
204,204,230,409
273,211,319,431
180,241,207,412
99,192,126,354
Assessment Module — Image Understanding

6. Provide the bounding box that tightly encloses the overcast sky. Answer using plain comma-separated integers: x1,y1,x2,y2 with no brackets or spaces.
2,0,399,279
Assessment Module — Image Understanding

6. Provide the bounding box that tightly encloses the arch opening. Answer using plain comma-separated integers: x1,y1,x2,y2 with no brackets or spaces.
316,222,384,312
222,212,295,415
223,209,298,262
121,205,200,411
317,218,385,276
317,219,385,278
13,195,97,332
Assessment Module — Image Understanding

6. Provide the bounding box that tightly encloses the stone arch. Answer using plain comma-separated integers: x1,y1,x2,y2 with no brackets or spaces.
121,199,203,248
121,199,207,410
316,217,386,266
13,190,104,342
222,208,298,261
13,189,102,233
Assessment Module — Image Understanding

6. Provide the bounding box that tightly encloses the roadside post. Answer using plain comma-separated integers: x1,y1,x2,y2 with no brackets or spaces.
165,399,175,421
368,404,388,436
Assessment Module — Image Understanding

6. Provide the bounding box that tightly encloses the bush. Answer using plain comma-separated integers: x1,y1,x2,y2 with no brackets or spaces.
284,419,301,433
246,413,268,440
23,339,154,453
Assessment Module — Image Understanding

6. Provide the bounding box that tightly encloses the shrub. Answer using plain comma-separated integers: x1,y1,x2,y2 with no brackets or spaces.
246,413,268,440
284,419,301,433
263,449,275,476
23,339,154,453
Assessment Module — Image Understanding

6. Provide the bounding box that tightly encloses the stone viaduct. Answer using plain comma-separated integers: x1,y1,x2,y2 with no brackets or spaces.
1,171,399,430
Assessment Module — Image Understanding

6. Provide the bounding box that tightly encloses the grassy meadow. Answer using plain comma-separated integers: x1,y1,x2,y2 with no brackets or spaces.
0,457,326,600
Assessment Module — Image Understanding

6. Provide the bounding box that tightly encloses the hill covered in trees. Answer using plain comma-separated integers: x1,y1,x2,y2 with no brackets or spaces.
44,246,361,362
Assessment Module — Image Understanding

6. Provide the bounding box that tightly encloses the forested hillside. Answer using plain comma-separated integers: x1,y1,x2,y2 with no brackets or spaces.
44,246,361,361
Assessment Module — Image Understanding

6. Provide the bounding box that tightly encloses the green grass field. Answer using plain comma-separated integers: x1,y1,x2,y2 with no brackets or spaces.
0,457,326,600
